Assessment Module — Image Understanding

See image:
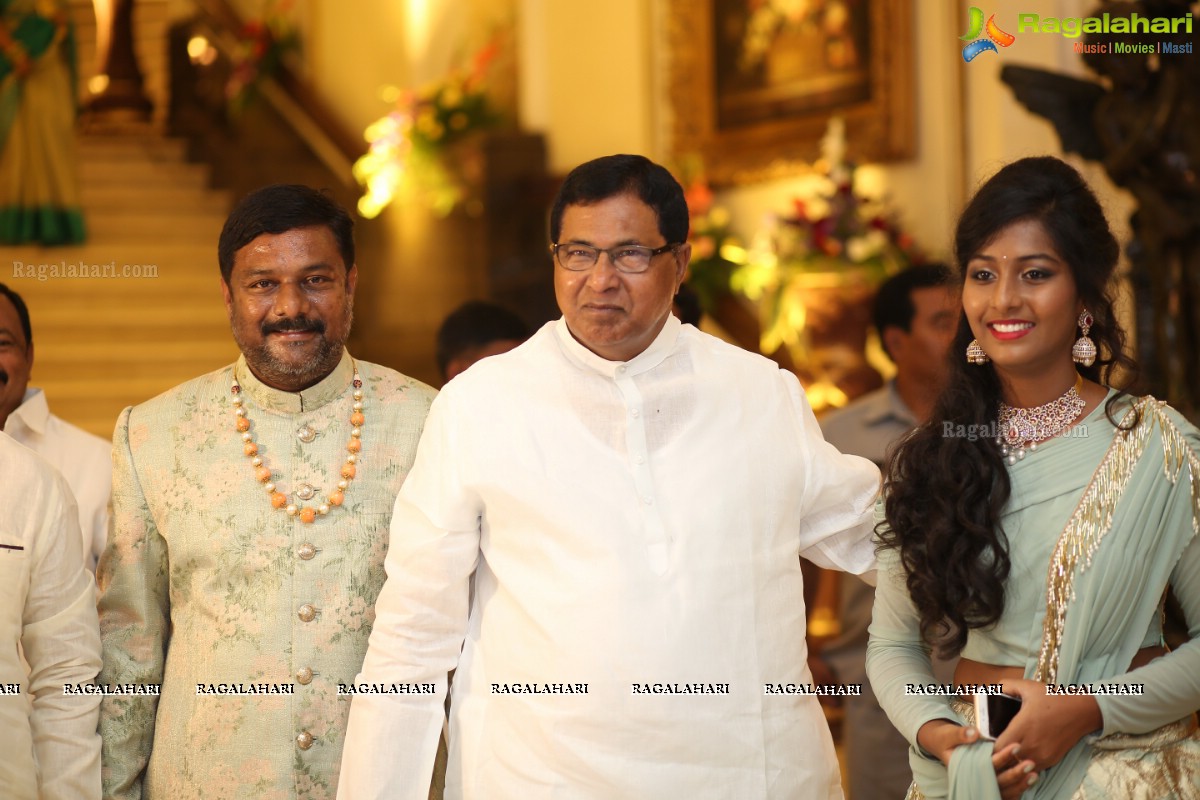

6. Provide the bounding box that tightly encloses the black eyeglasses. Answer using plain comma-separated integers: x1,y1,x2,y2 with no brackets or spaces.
550,242,679,274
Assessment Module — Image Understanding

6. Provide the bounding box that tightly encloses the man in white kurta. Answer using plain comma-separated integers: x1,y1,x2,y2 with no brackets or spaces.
0,283,111,571
339,155,879,799
0,432,102,799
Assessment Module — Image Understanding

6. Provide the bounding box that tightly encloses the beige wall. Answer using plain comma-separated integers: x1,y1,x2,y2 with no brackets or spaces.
518,0,655,172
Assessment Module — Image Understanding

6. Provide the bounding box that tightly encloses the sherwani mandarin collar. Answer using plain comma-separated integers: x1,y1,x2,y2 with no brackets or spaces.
233,350,354,414
554,313,681,378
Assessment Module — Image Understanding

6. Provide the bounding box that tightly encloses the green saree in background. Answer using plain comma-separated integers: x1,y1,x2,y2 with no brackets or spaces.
0,0,84,245
881,395,1200,798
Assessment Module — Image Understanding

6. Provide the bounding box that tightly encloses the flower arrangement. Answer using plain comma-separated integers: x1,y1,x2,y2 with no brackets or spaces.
680,159,750,314
225,0,300,114
735,118,919,358
354,34,503,219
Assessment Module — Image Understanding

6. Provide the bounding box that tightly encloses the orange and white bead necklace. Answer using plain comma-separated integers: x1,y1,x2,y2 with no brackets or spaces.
231,367,364,523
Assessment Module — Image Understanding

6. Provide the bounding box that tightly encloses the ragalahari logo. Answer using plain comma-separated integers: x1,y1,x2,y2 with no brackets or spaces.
960,7,1016,61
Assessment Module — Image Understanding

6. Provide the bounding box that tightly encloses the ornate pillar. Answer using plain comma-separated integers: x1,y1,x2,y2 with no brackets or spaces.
85,0,153,120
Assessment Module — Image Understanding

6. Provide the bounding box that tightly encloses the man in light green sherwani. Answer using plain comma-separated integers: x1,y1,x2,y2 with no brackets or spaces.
97,185,437,799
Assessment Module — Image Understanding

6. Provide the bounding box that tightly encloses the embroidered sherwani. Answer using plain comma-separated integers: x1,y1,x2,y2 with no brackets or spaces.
98,352,435,800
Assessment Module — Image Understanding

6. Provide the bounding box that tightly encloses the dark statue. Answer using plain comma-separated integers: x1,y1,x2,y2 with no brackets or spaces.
1001,0,1200,419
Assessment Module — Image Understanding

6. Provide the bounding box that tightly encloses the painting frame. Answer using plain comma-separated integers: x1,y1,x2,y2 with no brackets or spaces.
667,0,915,185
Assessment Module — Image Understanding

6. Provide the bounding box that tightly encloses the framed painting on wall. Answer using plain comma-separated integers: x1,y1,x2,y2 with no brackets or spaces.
668,0,915,185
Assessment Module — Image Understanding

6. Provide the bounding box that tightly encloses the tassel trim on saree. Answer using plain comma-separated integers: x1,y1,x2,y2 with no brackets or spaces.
1034,398,1200,685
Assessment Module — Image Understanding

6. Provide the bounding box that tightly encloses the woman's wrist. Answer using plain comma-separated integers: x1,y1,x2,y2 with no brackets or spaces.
1065,694,1103,740
916,718,969,764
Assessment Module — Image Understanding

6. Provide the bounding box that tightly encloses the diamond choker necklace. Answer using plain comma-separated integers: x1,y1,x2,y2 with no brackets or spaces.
997,374,1086,465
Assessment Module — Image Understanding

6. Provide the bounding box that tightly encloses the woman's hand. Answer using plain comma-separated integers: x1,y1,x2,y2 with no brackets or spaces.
917,719,1040,799
994,678,1103,771
992,740,1040,799
916,718,979,766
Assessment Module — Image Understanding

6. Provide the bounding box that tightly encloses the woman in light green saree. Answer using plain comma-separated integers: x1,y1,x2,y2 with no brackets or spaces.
867,156,1200,799
0,0,84,244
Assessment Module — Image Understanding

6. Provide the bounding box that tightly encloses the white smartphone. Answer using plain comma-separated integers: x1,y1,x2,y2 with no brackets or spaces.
974,692,1022,740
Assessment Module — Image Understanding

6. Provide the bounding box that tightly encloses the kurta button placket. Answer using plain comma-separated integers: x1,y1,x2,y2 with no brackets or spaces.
614,363,669,574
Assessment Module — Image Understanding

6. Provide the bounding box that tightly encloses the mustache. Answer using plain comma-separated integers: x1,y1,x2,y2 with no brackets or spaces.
0,368,6,385
261,317,326,336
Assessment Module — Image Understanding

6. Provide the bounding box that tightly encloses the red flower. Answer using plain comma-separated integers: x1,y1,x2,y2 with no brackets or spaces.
685,180,714,217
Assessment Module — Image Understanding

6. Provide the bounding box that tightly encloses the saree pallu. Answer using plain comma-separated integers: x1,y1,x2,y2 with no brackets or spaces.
0,0,84,245
908,398,1200,799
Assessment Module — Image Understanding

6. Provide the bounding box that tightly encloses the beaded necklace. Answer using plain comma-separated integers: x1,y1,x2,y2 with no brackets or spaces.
231,366,364,523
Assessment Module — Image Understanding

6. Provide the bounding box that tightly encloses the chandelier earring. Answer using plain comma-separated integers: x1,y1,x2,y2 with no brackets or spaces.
1072,310,1097,367
966,339,990,365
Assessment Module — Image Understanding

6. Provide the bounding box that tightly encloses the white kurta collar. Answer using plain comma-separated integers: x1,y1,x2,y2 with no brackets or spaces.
233,350,354,414
554,314,681,378
8,388,50,436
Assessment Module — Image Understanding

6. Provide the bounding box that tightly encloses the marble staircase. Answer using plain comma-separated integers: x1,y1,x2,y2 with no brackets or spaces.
1,135,237,438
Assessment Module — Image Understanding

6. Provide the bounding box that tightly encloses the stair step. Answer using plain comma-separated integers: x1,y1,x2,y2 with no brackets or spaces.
1,241,217,260
77,136,190,162
80,211,228,242
39,370,236,400
7,278,223,297
38,348,238,380
32,321,230,342
29,304,228,327
80,160,211,189
38,370,237,438
2,255,223,289
81,185,231,213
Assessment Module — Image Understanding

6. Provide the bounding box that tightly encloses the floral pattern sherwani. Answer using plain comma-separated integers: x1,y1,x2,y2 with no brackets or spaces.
98,352,436,799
